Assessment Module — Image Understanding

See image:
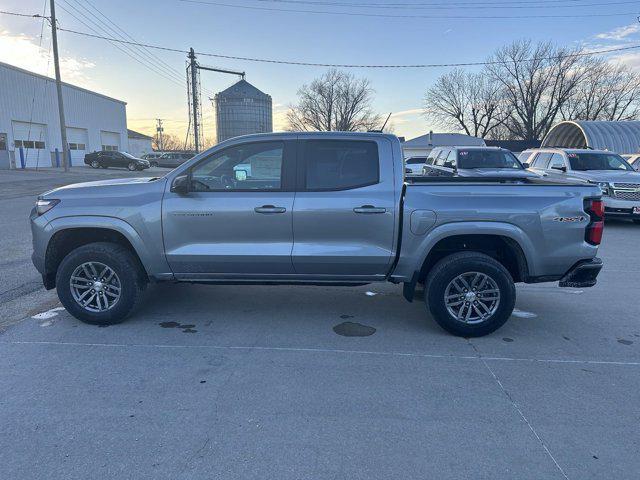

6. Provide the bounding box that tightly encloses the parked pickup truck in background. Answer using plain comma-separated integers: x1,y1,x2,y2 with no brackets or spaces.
422,146,540,179
31,133,604,336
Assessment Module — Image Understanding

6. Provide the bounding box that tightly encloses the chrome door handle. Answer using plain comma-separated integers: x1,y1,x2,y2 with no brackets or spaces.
254,205,287,214
353,205,386,214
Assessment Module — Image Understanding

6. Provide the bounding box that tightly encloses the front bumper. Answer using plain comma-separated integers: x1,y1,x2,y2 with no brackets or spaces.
603,197,640,219
559,257,603,288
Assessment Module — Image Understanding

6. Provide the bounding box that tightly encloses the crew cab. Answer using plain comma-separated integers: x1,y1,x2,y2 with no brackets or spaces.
521,147,640,223
31,133,603,337
422,146,539,179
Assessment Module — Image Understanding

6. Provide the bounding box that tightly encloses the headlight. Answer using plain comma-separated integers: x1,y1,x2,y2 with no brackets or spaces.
35,198,60,216
596,182,610,195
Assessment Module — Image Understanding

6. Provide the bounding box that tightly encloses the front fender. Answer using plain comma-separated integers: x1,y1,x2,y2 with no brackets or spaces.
42,215,170,277
392,221,536,282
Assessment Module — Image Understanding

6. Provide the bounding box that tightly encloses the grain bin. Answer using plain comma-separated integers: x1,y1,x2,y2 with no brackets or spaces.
214,79,273,143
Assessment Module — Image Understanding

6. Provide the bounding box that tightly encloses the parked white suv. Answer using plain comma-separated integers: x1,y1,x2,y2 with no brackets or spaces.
521,147,640,223
404,156,427,175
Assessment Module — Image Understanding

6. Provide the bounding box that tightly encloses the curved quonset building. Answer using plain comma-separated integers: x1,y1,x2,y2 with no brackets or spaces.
214,79,272,143
542,120,640,154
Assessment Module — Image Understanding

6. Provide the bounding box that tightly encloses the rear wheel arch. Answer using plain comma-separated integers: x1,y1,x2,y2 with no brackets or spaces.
44,227,148,289
418,234,529,283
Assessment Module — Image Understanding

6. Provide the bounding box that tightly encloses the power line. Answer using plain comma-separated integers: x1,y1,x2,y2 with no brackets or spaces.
0,10,49,19
55,0,187,89
249,0,640,5
60,0,216,96
7,8,640,69
71,0,200,91
178,0,639,18
247,0,640,10
56,27,640,69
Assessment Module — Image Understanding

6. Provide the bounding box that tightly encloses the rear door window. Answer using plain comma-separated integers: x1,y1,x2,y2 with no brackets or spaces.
303,140,379,191
532,152,552,168
435,149,449,166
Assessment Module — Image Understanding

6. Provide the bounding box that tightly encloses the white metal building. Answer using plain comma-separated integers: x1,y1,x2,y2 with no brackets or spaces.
127,129,153,158
0,61,127,169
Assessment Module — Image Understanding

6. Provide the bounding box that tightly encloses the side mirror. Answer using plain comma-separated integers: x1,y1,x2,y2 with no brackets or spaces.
234,169,248,182
522,162,530,168
551,165,567,173
171,174,190,194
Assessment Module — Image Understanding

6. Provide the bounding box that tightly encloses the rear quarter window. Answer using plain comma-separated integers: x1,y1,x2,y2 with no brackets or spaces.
303,140,379,191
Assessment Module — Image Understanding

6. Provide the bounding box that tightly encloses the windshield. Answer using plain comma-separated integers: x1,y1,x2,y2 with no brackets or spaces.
121,152,138,159
457,150,523,169
567,152,634,171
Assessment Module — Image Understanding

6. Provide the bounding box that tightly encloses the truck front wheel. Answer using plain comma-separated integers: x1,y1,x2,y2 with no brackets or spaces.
55,242,147,325
424,252,516,337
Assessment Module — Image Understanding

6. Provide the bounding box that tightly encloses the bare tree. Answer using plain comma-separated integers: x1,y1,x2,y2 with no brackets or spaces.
424,68,505,138
561,58,640,121
152,132,183,151
486,40,586,141
287,69,381,132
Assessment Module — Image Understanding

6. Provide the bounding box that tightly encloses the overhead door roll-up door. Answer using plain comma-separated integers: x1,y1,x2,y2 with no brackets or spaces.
67,127,88,165
12,121,50,168
100,131,121,151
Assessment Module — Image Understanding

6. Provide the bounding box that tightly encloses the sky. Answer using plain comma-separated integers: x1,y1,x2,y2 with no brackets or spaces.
1,0,640,143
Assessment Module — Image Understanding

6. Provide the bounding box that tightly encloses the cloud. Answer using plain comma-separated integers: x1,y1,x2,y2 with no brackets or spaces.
609,51,640,71
272,103,291,131
0,30,94,82
595,24,640,41
390,108,423,126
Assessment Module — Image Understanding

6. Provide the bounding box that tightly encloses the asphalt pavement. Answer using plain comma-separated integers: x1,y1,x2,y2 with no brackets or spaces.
0,167,639,479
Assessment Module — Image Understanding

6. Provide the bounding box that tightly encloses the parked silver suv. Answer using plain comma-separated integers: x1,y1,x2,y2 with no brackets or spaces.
521,148,640,223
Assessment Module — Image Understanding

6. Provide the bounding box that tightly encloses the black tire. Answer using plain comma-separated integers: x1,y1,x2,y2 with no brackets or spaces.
90,160,100,169
424,252,516,337
55,242,147,325
150,161,158,168
127,162,137,171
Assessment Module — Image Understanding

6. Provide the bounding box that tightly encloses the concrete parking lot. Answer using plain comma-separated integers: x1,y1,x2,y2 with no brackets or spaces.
1,167,639,479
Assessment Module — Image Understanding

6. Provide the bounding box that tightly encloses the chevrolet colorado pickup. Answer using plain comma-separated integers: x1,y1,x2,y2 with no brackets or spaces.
31,132,604,336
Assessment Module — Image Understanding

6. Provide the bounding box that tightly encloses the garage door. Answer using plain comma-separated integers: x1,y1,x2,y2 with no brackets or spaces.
67,127,88,165
12,121,49,168
100,131,121,152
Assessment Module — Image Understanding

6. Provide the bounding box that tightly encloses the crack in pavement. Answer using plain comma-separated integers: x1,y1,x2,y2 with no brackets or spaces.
468,339,570,480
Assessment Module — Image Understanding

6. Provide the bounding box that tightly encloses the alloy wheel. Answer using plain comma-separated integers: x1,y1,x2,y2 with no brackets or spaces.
69,261,122,312
444,271,500,324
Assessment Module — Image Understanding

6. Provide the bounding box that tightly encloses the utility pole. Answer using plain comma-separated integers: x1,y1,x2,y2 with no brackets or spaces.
156,118,164,151
188,48,200,153
49,0,70,172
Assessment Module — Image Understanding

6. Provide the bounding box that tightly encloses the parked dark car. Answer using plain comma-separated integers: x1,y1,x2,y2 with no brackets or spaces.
148,152,194,168
422,146,539,179
84,151,150,171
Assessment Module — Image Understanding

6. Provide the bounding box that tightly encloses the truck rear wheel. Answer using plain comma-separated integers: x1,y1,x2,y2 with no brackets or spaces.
424,252,515,337
55,242,147,325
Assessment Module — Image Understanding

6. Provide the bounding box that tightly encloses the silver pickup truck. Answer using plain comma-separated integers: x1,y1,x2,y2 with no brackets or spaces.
31,132,604,336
